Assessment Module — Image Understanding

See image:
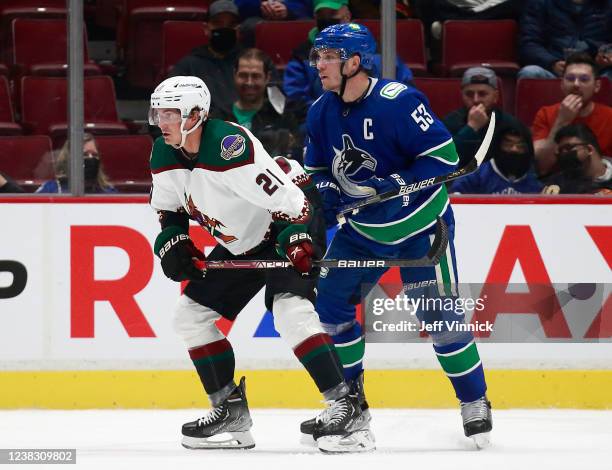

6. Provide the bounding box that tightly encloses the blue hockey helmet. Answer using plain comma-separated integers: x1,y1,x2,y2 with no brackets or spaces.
310,23,376,71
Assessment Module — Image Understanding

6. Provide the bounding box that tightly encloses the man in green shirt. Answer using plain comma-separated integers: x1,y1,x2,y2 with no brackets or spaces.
217,48,300,159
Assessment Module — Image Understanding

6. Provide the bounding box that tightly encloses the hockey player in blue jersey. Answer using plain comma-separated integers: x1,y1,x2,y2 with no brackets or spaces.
301,23,492,452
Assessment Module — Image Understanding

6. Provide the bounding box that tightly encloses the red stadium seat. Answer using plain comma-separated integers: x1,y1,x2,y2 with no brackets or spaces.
515,77,612,127
95,0,123,29
441,20,519,76
12,18,101,75
413,77,505,119
360,19,427,75
0,75,21,135
413,78,464,118
20,76,128,144
0,135,54,189
95,134,153,193
255,21,314,67
0,0,66,65
161,20,207,78
119,0,209,88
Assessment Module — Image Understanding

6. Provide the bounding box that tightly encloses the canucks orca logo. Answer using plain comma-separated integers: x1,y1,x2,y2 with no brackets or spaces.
332,135,378,197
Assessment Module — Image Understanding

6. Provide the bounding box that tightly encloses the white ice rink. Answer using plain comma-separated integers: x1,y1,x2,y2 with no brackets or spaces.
1,409,611,469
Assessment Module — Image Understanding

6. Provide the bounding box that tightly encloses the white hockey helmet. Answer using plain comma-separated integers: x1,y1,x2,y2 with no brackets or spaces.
149,76,211,149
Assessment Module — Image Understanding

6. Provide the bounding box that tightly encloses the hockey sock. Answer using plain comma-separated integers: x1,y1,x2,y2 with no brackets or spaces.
332,322,365,383
434,341,487,403
294,333,345,394
188,338,236,401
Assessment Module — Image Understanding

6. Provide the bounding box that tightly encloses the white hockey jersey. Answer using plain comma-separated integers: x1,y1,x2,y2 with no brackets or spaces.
150,119,310,255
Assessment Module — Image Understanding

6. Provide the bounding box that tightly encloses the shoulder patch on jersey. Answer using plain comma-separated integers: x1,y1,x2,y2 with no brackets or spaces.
380,82,407,100
196,119,254,171
220,134,246,160
150,137,187,174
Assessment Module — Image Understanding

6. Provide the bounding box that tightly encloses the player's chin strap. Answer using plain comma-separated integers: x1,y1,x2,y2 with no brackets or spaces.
338,60,363,101
172,113,206,149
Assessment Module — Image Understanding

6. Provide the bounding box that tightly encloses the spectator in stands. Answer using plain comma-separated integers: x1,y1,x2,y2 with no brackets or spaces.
596,43,612,79
518,0,612,79
236,0,313,20
451,121,542,194
36,134,116,194
236,0,313,47
414,0,523,42
169,0,243,117
282,0,413,124
0,172,24,193
443,67,521,166
532,53,612,174
542,124,612,194
218,48,300,159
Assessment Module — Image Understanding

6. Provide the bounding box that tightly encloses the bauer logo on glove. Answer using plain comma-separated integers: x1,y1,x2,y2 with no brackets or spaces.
154,226,206,282
275,225,314,276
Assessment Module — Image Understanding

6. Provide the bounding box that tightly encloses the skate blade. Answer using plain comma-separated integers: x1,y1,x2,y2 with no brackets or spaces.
317,430,376,453
182,431,255,450
471,432,491,449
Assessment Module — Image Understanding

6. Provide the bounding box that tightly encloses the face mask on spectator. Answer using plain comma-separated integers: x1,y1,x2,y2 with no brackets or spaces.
210,27,237,53
558,150,587,178
84,157,100,181
495,150,530,180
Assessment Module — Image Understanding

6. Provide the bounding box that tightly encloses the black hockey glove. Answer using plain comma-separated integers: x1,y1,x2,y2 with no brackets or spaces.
154,226,206,282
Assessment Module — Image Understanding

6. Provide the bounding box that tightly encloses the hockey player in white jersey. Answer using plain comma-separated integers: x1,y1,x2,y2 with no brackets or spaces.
148,75,371,452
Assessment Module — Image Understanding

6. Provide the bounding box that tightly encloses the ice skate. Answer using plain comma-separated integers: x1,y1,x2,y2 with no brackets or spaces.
313,393,374,453
461,395,492,449
181,377,255,450
300,371,374,446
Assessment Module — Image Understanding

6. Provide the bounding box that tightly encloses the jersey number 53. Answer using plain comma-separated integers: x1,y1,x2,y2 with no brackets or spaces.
411,103,434,131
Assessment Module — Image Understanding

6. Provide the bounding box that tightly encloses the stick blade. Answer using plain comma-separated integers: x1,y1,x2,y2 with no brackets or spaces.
426,217,449,265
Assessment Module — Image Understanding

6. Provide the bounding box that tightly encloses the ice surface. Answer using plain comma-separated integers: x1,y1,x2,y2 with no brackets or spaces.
0,409,610,469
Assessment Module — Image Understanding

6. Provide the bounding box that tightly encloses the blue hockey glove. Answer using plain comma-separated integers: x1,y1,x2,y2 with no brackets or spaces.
315,180,342,228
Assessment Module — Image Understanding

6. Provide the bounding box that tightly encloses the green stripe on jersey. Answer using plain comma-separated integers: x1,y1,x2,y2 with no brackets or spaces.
436,342,481,376
304,166,328,175
419,139,460,165
348,186,450,244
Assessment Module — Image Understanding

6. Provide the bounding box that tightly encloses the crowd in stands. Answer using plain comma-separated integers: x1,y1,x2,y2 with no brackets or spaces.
0,0,610,195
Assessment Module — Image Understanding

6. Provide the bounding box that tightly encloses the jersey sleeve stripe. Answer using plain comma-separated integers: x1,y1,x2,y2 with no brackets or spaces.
304,165,328,174
151,164,188,174
416,139,460,165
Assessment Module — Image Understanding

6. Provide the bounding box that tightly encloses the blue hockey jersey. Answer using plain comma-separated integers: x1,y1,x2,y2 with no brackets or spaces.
304,78,460,246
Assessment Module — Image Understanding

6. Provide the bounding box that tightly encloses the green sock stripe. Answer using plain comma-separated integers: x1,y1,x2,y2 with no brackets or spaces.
192,350,234,367
439,252,453,296
436,342,480,375
335,337,365,367
300,343,333,364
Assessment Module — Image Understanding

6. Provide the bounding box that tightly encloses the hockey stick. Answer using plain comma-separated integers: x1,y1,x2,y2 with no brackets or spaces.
337,111,496,218
205,217,448,270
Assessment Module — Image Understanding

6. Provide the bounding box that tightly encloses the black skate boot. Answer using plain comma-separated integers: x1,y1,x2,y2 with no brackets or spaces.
461,395,492,449
300,371,372,441
313,393,374,453
181,376,255,450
